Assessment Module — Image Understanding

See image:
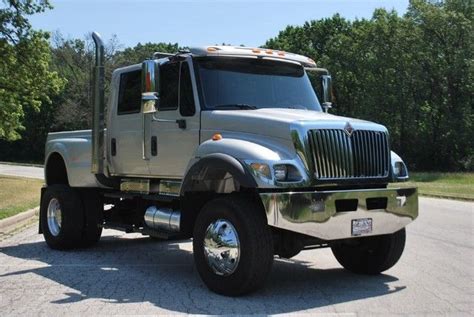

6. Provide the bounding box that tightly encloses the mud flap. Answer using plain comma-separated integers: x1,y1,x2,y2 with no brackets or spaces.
38,186,46,234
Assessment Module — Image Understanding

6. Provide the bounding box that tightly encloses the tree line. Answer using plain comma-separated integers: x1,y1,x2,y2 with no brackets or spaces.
0,0,472,171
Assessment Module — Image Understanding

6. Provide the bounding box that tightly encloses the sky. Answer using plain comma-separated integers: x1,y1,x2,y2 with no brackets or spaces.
29,0,410,49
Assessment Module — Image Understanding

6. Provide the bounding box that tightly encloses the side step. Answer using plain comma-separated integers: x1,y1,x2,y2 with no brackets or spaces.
100,222,180,240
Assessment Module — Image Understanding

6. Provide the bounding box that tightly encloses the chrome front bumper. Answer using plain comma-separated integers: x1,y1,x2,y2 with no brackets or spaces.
260,187,418,240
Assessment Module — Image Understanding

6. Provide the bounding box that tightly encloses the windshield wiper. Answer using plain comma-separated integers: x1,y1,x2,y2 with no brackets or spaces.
213,104,258,110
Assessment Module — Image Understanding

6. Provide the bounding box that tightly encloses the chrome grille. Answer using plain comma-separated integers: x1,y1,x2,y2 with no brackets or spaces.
308,129,390,179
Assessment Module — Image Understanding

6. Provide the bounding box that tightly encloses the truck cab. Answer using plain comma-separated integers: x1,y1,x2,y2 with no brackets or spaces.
40,33,418,296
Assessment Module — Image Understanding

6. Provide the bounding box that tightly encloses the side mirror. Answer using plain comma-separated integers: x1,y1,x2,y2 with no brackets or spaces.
142,92,158,114
141,59,160,114
321,74,333,113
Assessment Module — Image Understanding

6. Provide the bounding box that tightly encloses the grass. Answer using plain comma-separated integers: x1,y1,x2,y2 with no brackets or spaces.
390,172,474,200
0,175,43,220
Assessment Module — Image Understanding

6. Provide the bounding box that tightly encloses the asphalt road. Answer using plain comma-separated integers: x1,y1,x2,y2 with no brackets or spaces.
0,163,43,180
0,197,472,315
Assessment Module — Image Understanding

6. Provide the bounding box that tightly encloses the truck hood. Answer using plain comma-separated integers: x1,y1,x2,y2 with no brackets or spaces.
201,108,386,140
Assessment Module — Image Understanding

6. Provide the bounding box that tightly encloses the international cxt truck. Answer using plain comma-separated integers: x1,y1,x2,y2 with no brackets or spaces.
39,32,418,296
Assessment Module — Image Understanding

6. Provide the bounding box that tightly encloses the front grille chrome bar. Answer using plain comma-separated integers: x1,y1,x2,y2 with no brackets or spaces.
309,129,390,179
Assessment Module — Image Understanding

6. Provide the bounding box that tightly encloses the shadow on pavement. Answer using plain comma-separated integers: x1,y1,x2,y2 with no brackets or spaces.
0,234,405,314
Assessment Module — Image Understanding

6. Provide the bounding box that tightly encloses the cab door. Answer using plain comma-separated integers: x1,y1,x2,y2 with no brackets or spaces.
148,58,200,178
108,66,150,176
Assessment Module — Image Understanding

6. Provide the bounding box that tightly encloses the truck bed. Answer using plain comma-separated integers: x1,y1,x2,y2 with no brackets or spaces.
45,129,99,187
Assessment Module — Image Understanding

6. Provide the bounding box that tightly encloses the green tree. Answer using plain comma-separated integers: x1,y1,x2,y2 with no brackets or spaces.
48,32,122,131
266,0,473,171
0,0,64,140
49,37,179,132
113,42,179,68
405,0,473,169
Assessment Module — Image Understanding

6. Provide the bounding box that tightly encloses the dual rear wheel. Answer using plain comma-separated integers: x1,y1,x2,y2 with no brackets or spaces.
41,185,102,250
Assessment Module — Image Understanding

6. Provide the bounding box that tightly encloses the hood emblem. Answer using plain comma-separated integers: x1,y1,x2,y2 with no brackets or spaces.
344,122,354,136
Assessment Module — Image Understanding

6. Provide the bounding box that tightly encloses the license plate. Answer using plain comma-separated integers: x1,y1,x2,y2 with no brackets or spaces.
351,218,373,236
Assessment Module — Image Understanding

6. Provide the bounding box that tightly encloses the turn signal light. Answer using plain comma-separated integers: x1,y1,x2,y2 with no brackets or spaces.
212,133,223,141
250,163,271,180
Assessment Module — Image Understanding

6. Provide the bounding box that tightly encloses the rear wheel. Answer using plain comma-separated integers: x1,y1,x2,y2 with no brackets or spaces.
193,195,274,296
41,185,103,249
41,185,85,250
78,189,103,247
331,228,406,274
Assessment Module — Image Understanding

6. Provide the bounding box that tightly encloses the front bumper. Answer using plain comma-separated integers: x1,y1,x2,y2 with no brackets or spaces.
260,187,418,240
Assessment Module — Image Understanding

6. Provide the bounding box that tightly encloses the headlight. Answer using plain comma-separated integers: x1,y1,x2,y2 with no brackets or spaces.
393,162,406,177
273,164,302,182
391,151,409,181
273,165,287,181
250,163,272,180
248,162,303,184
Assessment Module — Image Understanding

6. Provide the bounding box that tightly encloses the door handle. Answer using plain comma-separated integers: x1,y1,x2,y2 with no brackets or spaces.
111,138,116,156
151,117,186,129
151,136,157,156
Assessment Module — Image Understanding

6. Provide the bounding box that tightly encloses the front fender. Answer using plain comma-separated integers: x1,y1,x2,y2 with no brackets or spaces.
180,153,257,195
195,138,283,161
187,137,310,189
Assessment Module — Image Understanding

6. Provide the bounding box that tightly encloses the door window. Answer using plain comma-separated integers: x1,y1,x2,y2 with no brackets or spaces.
179,62,195,116
159,62,179,111
159,61,196,115
117,70,141,115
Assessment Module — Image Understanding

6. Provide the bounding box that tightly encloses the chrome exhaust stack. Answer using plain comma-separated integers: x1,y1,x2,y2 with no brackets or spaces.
144,206,181,232
91,32,105,175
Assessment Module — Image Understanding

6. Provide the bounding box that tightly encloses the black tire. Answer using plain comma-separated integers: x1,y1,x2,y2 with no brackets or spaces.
78,189,103,247
331,228,406,274
193,195,274,296
40,185,85,250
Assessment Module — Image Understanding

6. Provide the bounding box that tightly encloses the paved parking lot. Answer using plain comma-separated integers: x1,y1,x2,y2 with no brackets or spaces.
0,197,472,315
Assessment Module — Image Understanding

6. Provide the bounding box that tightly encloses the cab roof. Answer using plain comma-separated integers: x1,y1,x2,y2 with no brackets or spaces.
188,46,317,67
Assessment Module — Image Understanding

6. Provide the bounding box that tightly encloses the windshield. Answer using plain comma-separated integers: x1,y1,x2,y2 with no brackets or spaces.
195,57,322,111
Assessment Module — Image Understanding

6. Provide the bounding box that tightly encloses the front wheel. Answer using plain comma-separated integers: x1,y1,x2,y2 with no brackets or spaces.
193,195,274,296
331,228,406,274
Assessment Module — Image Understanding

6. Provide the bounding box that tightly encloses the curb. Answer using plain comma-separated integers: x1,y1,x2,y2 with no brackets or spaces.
419,193,474,202
0,207,39,233
0,161,43,168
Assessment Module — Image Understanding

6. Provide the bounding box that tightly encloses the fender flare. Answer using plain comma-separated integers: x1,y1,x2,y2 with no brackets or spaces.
180,153,257,196
44,150,69,185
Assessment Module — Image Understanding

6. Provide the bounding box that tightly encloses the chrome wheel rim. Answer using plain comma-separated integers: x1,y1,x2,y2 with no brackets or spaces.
203,219,240,276
47,198,62,236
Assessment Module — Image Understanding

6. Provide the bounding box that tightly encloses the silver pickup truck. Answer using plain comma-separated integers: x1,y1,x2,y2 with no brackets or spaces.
40,32,418,296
